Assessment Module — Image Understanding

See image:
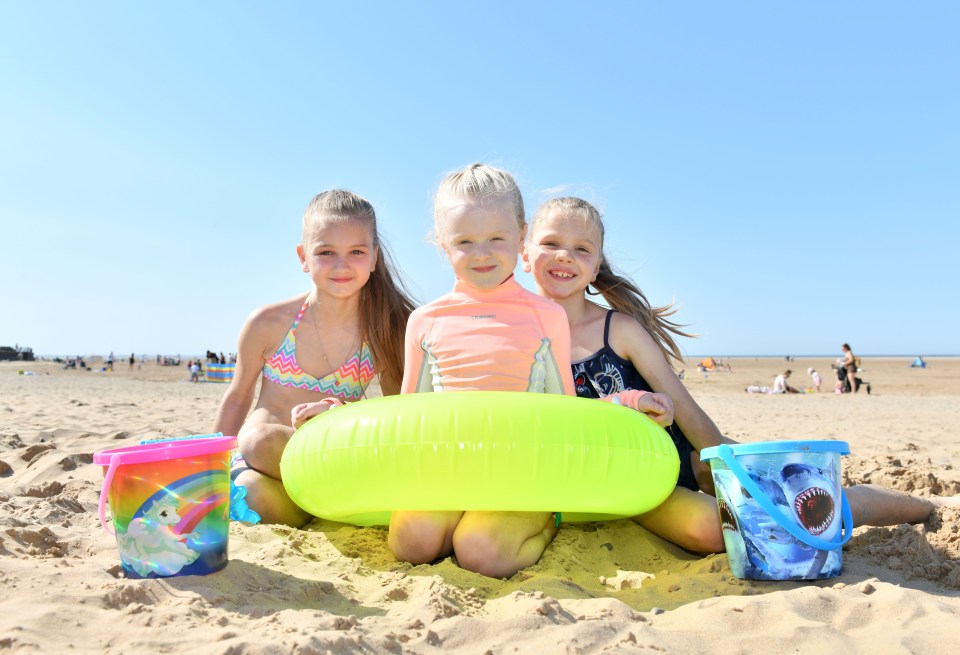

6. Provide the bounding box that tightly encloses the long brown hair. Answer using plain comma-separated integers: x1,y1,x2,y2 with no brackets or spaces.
531,197,695,367
303,190,416,387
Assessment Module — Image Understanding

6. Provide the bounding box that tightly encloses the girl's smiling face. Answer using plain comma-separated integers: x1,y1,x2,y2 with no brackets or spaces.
297,217,378,299
438,198,525,291
523,207,603,301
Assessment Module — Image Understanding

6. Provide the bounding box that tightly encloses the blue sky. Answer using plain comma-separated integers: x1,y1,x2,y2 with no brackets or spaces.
2,2,957,358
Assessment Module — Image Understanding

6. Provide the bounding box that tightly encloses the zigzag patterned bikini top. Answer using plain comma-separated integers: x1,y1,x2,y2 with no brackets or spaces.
261,297,375,400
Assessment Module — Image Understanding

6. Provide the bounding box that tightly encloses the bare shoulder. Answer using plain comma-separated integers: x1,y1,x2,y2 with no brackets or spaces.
607,311,680,388
247,294,307,329
240,294,308,350
608,311,659,351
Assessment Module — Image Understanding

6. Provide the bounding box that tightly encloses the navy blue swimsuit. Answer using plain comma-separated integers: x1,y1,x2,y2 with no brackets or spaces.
571,310,699,492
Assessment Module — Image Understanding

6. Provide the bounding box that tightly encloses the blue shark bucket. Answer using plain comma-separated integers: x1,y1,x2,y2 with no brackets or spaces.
700,441,854,581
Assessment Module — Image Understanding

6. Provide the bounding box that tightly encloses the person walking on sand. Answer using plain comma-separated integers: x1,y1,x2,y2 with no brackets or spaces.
840,343,858,394
808,367,822,392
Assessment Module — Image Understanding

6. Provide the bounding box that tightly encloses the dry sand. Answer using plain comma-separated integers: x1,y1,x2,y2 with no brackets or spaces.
2,356,959,653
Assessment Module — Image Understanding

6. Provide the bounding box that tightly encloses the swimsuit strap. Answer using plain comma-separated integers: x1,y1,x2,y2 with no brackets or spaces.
602,309,615,349
289,297,310,336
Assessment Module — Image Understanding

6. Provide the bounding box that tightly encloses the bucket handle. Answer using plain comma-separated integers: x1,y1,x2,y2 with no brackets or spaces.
98,454,121,536
714,444,854,551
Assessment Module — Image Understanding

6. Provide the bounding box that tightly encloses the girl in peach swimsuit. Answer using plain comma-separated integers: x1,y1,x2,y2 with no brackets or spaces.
390,164,672,579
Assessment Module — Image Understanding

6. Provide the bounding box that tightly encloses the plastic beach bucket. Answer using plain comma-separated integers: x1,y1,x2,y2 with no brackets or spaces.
700,440,854,581
93,436,237,578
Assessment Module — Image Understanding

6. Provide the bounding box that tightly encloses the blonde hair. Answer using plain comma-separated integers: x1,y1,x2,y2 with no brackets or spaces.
302,189,416,388
433,163,525,236
531,197,695,366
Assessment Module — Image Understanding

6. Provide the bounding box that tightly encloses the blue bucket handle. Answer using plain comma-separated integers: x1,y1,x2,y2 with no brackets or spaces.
714,444,854,551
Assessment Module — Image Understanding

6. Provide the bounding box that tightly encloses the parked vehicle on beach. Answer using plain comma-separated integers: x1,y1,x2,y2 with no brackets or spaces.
0,345,35,361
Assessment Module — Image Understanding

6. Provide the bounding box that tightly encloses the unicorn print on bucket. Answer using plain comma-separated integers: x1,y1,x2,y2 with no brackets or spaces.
115,497,200,577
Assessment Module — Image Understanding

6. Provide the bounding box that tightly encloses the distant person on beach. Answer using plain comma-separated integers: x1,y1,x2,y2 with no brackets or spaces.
772,369,801,394
129,353,135,370
808,367,822,392
522,194,957,553
212,189,416,526
839,343,858,393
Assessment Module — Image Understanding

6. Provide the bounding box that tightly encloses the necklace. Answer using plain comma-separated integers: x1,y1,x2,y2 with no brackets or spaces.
310,298,330,362
310,295,360,369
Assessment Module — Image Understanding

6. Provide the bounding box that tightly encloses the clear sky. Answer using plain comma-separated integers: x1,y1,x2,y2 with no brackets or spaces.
2,2,957,358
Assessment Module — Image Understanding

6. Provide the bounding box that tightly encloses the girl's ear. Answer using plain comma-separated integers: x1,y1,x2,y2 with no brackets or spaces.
296,243,309,272
371,246,379,272
521,245,532,273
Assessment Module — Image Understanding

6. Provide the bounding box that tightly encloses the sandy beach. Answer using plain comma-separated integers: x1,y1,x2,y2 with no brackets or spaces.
2,356,958,653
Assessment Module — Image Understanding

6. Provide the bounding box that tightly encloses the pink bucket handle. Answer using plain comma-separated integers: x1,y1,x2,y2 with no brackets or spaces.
98,453,121,536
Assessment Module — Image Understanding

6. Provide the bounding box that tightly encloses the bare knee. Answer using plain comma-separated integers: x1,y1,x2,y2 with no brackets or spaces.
237,422,292,477
388,512,457,565
634,490,725,553
238,422,286,458
682,509,725,553
453,513,555,578
453,529,521,578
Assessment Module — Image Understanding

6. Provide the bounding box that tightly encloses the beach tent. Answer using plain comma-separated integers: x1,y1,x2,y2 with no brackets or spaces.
206,362,236,382
699,357,716,370
910,356,927,368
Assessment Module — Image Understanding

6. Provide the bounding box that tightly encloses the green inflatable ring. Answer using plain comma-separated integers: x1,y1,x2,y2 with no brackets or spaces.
280,391,679,526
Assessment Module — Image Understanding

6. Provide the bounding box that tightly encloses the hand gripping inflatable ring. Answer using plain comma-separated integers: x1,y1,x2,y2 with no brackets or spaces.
281,391,680,526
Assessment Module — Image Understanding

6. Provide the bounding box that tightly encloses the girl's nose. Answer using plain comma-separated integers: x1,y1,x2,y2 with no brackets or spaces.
555,248,573,262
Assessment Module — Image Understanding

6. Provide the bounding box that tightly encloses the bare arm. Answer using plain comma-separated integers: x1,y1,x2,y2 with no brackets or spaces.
609,313,733,452
211,308,274,436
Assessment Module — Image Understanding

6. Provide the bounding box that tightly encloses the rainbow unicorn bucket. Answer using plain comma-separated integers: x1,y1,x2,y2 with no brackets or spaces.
700,440,854,581
94,436,237,578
